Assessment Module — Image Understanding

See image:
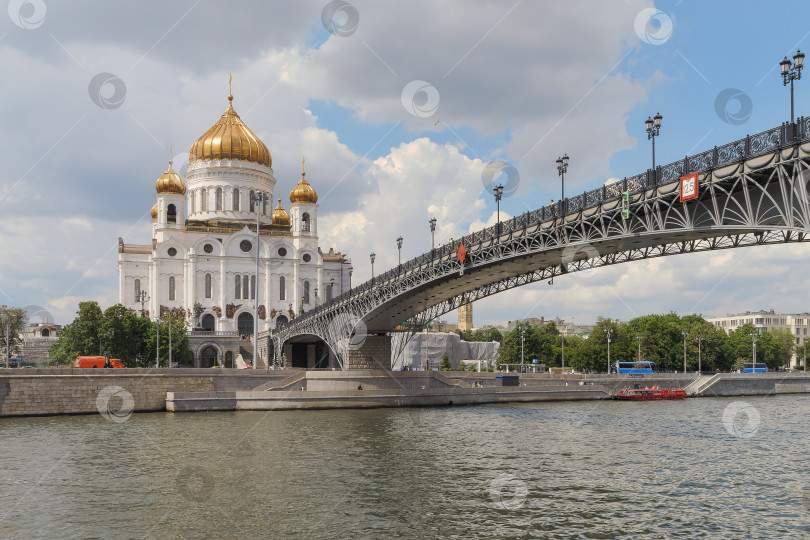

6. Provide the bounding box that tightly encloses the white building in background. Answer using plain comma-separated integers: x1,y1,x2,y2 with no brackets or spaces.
118,88,351,366
706,309,810,368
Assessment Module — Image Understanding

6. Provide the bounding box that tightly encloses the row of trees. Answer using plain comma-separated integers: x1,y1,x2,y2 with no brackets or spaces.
494,313,797,372
49,302,190,367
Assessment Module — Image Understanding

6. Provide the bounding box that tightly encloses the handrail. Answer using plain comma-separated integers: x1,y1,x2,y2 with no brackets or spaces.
290,119,807,327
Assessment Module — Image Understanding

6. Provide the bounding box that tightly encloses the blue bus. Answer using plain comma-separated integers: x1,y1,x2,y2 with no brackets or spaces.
742,362,767,373
615,361,656,374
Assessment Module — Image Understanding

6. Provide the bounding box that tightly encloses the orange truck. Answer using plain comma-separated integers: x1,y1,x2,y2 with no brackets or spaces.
74,356,124,368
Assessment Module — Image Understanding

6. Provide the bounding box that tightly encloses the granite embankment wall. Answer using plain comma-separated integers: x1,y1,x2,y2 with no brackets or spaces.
0,369,287,417
698,372,810,396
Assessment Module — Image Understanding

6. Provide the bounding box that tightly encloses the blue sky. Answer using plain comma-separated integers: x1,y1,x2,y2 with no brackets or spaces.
1,0,809,327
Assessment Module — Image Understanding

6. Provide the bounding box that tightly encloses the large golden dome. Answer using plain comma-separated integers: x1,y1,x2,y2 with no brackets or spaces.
289,157,318,204
155,161,186,194
188,93,271,168
272,189,291,227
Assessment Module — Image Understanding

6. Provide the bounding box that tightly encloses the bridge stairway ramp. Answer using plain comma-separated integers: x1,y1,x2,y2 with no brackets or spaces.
686,374,720,396
432,372,472,388
253,371,306,392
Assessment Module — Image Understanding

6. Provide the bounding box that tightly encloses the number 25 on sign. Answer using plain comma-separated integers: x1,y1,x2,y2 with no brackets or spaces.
680,172,698,202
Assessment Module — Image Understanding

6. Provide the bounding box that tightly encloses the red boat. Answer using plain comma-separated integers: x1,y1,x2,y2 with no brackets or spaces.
613,387,686,400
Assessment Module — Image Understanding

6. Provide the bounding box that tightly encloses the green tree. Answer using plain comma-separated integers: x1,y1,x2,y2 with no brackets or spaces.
50,302,191,367
440,353,451,371
143,314,191,367
487,328,503,343
49,301,105,365
769,328,795,369
498,321,555,367
0,307,27,362
796,342,809,370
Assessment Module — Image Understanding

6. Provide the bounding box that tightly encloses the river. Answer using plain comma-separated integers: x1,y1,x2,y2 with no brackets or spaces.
0,395,808,539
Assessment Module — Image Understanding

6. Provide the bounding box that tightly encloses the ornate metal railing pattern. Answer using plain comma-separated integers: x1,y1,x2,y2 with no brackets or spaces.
274,119,810,367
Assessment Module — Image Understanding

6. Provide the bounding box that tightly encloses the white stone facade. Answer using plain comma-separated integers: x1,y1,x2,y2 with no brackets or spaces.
118,103,351,338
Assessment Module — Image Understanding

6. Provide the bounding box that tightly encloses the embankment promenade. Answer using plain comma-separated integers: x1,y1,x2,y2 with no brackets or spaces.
1,369,809,417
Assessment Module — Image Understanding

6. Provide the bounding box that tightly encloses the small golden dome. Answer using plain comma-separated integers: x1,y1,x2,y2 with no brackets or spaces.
289,157,318,204
272,188,290,227
150,204,158,220
155,161,186,194
188,89,271,168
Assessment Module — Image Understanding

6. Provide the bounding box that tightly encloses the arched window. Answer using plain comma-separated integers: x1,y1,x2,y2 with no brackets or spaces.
190,191,195,214
167,204,176,223
41,328,50,337
169,276,176,301
250,275,256,299
233,188,240,211
263,194,269,215
205,273,212,298
302,212,311,232
235,275,241,299
201,314,215,331
249,190,255,212
303,280,310,304
326,284,332,302
216,188,223,210
243,275,250,300
279,276,285,300
201,189,208,211
134,279,141,299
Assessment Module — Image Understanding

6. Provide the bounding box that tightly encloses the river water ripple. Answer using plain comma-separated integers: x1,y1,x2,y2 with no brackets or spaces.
1,395,809,539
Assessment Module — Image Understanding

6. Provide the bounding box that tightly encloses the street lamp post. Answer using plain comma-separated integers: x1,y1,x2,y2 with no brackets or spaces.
605,327,612,373
521,325,525,369
136,291,149,317
370,252,376,280
429,217,437,251
156,314,160,368
2,307,10,369
780,50,805,123
493,184,504,235
396,236,403,267
752,330,758,369
168,312,172,368
645,112,663,180
556,154,569,213
682,329,687,374
561,331,565,371
697,335,703,374
636,334,642,363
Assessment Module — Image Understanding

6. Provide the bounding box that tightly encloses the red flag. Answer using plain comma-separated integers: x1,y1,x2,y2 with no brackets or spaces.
456,242,467,261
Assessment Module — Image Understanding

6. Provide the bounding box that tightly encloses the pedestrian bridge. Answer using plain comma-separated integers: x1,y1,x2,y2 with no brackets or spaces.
273,118,810,369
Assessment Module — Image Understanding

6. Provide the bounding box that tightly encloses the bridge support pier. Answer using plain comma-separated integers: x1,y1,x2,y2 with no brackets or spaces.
345,335,391,370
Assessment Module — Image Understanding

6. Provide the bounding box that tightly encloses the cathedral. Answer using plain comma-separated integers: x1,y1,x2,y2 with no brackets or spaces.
118,86,351,367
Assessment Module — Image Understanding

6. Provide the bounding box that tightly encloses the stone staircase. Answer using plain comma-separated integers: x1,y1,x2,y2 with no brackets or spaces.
240,341,267,369
685,373,720,396
253,371,305,391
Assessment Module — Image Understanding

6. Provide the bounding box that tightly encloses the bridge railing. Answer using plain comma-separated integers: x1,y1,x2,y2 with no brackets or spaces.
298,118,807,324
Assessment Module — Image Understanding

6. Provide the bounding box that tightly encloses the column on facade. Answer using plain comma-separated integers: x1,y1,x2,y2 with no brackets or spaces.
188,253,196,322
293,259,300,315
151,260,160,319
118,266,125,307
219,258,226,326
264,259,271,331
317,265,323,304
